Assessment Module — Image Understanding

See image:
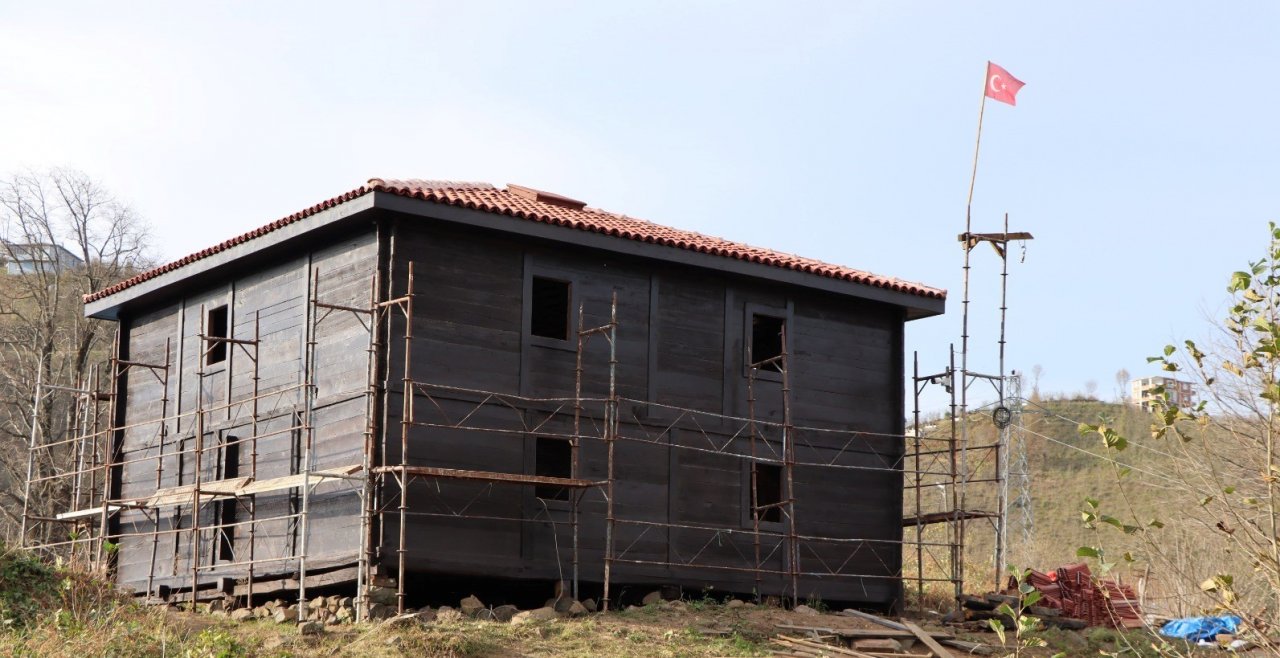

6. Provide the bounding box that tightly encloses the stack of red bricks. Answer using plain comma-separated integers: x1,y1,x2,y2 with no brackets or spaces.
1010,563,1142,628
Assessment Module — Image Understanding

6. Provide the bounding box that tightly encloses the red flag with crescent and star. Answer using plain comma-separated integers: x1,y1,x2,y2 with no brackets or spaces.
984,61,1024,106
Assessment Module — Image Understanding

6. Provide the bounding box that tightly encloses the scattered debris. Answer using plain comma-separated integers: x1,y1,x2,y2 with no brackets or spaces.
838,609,993,655
902,619,955,658
972,562,1142,629
771,609,993,657
1157,614,1242,642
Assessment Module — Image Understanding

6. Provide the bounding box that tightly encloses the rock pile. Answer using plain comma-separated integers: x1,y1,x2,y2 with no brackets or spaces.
193,590,604,631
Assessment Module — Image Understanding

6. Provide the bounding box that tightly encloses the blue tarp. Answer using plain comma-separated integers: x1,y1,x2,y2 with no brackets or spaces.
1158,615,1243,642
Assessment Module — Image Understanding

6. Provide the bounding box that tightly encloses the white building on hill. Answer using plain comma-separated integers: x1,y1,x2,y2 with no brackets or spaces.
1130,376,1196,411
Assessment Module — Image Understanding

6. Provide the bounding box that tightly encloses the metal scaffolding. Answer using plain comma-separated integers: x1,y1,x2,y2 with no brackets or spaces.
19,275,371,620
900,213,1033,610
23,258,985,617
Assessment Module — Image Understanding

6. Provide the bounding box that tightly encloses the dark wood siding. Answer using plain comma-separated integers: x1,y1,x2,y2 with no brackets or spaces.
114,228,377,594
383,213,906,607
111,205,910,609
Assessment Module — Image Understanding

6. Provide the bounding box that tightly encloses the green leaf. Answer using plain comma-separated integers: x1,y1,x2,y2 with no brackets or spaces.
1023,590,1042,607
1148,519,1165,529
1230,271,1252,292
1163,344,1176,357
1076,546,1101,558
1185,340,1206,367
987,618,1006,645
1200,496,1214,507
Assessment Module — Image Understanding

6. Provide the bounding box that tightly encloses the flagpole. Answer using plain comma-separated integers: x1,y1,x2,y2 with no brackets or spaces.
966,65,989,233
956,62,988,602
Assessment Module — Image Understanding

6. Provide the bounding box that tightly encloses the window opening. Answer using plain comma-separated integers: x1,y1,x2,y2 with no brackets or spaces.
206,305,229,365
530,277,571,340
534,436,573,501
217,437,239,561
753,462,783,523
750,313,785,372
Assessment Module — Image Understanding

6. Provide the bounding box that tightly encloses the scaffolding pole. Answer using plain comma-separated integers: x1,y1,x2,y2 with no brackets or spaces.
22,261,978,617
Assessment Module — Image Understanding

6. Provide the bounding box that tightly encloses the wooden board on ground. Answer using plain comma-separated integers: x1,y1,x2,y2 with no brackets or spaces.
901,621,954,658
836,610,992,656
775,624,954,640
772,635,875,657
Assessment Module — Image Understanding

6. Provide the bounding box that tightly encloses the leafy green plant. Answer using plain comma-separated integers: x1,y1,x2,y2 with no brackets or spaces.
184,628,248,658
802,593,828,613
988,566,1064,658
0,545,58,628
687,585,719,611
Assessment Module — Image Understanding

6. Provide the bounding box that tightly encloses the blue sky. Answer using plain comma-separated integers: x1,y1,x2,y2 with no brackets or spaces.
2,2,1277,413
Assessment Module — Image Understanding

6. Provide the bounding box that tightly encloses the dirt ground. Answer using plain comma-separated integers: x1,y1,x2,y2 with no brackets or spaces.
7,595,1218,657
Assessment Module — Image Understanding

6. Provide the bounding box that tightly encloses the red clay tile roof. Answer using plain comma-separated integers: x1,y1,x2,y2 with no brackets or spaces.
85,179,945,304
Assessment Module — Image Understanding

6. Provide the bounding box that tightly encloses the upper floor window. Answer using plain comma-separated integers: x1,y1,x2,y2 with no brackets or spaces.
750,313,786,372
206,305,228,365
529,276,571,341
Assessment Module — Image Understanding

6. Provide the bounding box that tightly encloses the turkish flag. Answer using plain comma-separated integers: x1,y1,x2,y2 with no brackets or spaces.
985,62,1025,106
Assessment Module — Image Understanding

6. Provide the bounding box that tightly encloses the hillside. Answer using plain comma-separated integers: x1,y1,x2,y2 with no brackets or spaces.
906,396,1241,619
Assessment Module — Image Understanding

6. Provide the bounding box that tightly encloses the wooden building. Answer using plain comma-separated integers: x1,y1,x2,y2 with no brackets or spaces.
82,179,945,612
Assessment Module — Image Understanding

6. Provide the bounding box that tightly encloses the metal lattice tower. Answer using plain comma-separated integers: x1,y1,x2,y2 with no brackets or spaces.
1006,373,1033,562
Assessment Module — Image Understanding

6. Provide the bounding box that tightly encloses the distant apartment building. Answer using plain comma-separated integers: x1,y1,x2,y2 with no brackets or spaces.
1130,376,1196,410
1,242,84,275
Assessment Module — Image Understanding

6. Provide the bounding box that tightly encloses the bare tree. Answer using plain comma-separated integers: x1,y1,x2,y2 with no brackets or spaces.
1084,379,1098,399
0,168,150,544
1115,368,1130,403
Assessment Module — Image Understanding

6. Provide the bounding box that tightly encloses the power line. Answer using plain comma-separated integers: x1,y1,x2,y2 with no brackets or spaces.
1018,397,1185,462
1016,424,1180,485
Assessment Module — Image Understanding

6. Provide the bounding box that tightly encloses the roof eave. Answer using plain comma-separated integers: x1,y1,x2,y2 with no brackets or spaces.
374,192,945,319
84,193,378,320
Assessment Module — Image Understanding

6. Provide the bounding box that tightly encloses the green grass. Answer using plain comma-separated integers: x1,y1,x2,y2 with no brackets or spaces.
0,553,775,658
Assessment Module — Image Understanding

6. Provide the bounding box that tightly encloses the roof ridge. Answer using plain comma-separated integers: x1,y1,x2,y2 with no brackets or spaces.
368,178,495,191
